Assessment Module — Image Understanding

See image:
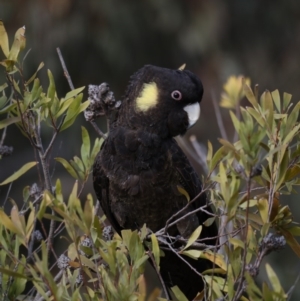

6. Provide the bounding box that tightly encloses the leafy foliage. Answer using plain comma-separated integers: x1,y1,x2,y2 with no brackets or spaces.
0,23,300,301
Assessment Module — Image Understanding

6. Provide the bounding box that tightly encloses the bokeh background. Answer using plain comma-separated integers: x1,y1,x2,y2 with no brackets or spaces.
1,0,300,299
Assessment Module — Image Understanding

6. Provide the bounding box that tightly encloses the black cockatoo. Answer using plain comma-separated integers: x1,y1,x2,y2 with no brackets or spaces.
93,65,218,300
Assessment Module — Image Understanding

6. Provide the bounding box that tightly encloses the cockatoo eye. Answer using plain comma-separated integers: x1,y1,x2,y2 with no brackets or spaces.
171,90,182,101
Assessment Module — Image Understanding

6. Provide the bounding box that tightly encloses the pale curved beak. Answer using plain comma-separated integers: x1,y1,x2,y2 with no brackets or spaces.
183,103,201,128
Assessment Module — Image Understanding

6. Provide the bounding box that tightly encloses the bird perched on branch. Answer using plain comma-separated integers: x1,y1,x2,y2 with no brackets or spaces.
93,65,218,300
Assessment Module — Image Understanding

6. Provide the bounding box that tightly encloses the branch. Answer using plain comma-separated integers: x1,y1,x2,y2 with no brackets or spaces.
189,135,209,174
56,47,74,90
232,172,252,301
156,236,206,281
211,90,228,140
147,250,170,300
90,120,107,139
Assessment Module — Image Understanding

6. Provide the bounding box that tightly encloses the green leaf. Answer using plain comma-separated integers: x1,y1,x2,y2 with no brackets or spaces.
171,286,189,301
151,234,160,268
183,225,202,250
26,62,44,85
64,86,85,100
31,78,42,102
0,162,38,185
275,150,289,191
246,107,264,127
23,186,30,203
0,210,20,234
257,198,269,223
229,238,244,249
206,140,213,166
285,101,300,135
0,82,8,93
244,82,258,109
46,69,56,102
7,26,26,63
0,21,9,57
271,89,281,113
81,126,90,170
181,249,202,259
73,156,85,172
0,267,29,279
283,123,300,145
283,92,292,111
265,263,282,294
70,159,85,180
203,217,216,227
261,90,274,132
287,226,300,236
56,97,74,118
229,110,240,133
218,138,236,152
90,138,102,163
280,228,300,258
133,254,149,271
210,146,225,171
60,94,83,131
177,185,190,202
200,251,227,271
0,103,17,115
55,157,78,179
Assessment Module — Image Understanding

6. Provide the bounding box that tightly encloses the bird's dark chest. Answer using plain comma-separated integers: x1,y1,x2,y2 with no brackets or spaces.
100,127,186,232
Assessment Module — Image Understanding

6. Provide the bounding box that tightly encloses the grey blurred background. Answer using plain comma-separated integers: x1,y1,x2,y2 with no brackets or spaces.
1,0,300,299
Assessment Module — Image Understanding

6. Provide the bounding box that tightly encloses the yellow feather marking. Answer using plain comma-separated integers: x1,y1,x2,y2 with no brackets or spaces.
135,82,158,112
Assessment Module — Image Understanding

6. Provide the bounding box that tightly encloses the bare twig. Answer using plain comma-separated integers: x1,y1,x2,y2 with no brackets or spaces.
147,250,170,300
157,236,205,281
34,270,64,301
211,90,228,140
160,180,218,236
177,136,205,165
0,122,8,146
56,47,74,90
232,173,252,301
164,201,216,236
189,135,209,174
6,74,39,148
287,268,300,301
3,182,12,208
90,121,107,139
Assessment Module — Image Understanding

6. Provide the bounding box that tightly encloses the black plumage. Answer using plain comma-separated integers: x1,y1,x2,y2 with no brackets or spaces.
93,65,218,300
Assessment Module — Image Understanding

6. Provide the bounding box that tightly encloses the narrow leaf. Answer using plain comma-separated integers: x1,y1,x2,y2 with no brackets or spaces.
0,210,20,234
26,62,44,85
183,225,202,250
0,116,21,129
271,89,281,112
171,286,189,301
281,228,300,258
257,198,269,223
55,157,78,179
265,263,282,293
151,234,160,268
244,82,258,109
0,162,38,185
283,92,292,111
0,21,9,57
181,249,202,259
0,267,29,279
64,86,85,100
177,185,190,202
81,126,90,170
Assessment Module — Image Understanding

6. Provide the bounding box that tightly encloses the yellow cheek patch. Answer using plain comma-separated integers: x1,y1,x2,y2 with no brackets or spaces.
135,82,158,112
